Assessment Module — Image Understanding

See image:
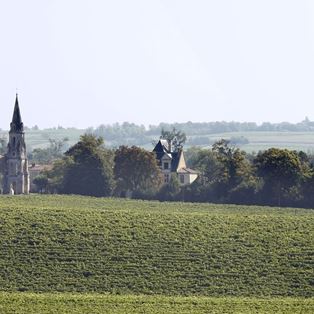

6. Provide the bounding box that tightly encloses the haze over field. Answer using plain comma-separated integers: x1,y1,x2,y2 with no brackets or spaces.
1,0,314,128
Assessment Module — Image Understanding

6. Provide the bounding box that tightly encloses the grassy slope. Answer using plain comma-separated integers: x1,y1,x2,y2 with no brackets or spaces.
0,293,313,314
0,195,313,297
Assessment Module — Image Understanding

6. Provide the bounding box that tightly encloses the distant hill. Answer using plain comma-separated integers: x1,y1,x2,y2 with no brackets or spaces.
0,195,312,297
2,120,314,153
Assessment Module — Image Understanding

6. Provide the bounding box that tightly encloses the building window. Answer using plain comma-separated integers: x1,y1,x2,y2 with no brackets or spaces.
164,162,169,170
180,174,185,184
164,174,170,183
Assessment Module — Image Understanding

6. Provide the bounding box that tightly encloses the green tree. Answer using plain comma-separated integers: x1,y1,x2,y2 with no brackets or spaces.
61,134,115,197
114,145,163,197
187,147,223,185
254,148,305,206
212,139,259,203
29,137,69,164
160,128,187,151
44,157,73,193
157,173,181,201
33,175,49,193
300,170,314,208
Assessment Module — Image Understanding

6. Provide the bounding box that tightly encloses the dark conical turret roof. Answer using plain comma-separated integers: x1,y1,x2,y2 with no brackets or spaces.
10,94,24,132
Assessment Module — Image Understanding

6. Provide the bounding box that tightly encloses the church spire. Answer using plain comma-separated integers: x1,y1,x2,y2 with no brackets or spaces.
10,94,24,132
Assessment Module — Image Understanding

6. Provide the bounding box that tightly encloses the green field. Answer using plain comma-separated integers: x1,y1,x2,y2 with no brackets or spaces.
203,131,314,153
0,293,313,314
0,195,313,296
0,195,313,312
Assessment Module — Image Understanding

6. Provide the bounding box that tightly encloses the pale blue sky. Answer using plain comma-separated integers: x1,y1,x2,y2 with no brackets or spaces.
1,0,314,128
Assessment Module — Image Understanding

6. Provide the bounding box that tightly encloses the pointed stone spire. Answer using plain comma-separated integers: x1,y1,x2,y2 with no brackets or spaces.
10,94,24,132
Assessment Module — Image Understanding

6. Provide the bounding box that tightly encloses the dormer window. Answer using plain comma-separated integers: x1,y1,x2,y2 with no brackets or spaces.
164,162,169,170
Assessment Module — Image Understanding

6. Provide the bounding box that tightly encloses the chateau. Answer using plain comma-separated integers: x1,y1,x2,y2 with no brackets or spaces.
153,139,198,185
1,95,30,194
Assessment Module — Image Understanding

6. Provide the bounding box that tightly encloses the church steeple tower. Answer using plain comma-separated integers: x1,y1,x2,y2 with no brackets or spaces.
3,95,29,194
10,94,24,132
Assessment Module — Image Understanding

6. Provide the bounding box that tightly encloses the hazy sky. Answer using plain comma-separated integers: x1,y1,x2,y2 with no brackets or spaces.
1,0,314,129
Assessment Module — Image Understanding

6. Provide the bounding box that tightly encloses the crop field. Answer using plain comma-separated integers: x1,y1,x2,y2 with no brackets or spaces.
0,293,313,314
199,131,314,152
0,195,313,298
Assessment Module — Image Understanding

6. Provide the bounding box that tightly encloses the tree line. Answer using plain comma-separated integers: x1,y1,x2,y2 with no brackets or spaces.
185,140,314,208
35,134,163,198
3,118,314,150
33,134,314,209
86,118,314,147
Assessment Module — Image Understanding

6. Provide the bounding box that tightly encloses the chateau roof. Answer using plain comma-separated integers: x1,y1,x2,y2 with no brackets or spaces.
153,139,169,161
28,164,53,172
10,94,24,133
153,140,185,172
170,150,183,172
177,167,199,174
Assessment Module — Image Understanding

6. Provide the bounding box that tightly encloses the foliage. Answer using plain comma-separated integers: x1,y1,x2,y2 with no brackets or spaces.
4,122,314,152
178,143,314,207
255,148,305,206
0,195,312,297
210,139,259,203
160,127,187,151
91,122,146,141
114,146,162,197
300,172,314,208
61,134,115,197
33,175,49,193
157,174,181,201
0,293,313,314
28,137,69,164
44,157,73,193
187,147,223,185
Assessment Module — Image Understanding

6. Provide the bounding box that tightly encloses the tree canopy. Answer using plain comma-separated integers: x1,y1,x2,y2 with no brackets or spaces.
28,137,69,164
160,128,187,151
114,145,162,197
60,134,115,197
255,148,305,206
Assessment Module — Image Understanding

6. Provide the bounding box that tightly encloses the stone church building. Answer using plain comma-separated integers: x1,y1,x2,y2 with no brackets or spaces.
1,95,29,194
